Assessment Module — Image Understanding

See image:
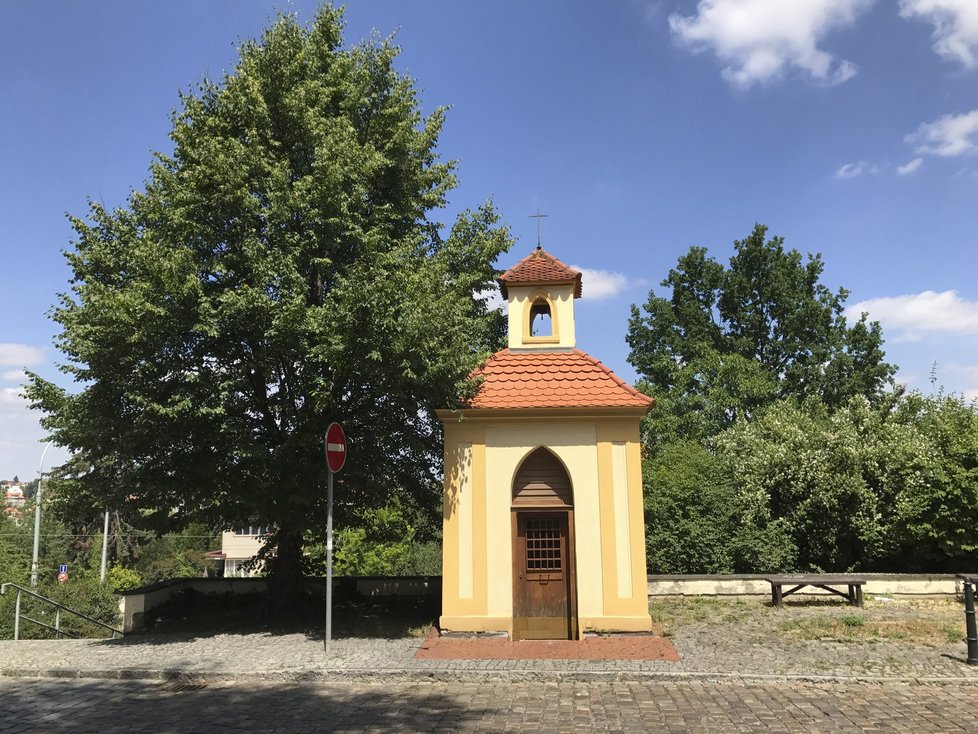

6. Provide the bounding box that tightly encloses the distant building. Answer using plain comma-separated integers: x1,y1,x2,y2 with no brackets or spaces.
4,485,25,509
220,526,271,577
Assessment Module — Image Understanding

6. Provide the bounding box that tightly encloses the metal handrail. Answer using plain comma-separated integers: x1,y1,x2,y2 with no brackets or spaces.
1,582,123,640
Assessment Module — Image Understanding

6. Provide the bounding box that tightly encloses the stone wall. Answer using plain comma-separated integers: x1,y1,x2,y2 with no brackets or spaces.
117,574,962,633
117,576,440,633
648,574,962,598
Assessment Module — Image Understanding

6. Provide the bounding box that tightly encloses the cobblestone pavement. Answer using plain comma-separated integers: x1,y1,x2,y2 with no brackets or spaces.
1,677,976,733
2,599,977,683
3,599,977,732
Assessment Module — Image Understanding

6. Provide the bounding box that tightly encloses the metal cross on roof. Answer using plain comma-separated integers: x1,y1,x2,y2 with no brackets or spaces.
529,208,548,249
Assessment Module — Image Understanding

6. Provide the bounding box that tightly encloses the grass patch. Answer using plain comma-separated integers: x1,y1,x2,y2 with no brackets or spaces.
777,616,963,646
943,624,966,643
649,597,751,636
648,596,967,647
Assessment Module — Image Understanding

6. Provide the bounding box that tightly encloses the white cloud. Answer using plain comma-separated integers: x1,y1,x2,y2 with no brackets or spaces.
0,383,67,480
893,370,920,388
943,366,978,402
906,110,978,157
899,0,978,68
946,363,978,382
476,288,507,314
848,290,978,337
0,343,44,367
571,267,636,300
476,266,639,309
0,387,24,407
890,330,924,344
1,370,26,382
668,0,872,88
835,160,877,179
897,157,924,175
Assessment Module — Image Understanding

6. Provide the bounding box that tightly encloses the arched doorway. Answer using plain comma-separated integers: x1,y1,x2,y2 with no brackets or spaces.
511,447,577,640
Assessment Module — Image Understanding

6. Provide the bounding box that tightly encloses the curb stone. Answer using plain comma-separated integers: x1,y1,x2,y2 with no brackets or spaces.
4,666,978,686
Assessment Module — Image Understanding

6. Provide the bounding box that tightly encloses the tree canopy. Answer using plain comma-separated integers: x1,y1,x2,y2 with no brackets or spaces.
627,224,895,447
26,7,512,599
633,224,978,575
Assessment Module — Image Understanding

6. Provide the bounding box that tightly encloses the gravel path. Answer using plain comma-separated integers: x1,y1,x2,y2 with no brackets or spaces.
1,597,975,684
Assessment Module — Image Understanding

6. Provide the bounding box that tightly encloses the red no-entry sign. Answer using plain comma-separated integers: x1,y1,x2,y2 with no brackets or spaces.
324,421,347,654
325,422,347,474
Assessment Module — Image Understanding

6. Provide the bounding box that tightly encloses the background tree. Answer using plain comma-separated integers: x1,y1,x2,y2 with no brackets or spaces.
0,505,119,639
643,440,738,574
886,391,978,569
714,391,978,573
26,7,512,605
643,439,798,574
627,224,894,449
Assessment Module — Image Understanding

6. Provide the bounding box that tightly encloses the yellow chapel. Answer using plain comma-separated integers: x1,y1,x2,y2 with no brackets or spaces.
437,246,654,640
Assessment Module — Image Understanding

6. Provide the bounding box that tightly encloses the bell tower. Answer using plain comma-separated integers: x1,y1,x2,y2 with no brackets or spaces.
499,246,582,352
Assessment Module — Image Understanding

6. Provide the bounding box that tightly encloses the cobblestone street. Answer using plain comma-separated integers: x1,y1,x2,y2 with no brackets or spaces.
3,597,978,731
1,677,976,733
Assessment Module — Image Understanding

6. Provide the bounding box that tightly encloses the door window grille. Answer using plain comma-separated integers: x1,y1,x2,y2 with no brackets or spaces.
525,518,562,571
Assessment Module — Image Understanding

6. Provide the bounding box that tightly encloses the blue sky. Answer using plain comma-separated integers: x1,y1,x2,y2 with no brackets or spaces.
2,0,977,479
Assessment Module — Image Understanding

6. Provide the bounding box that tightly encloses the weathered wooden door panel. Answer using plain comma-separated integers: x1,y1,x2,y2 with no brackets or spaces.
514,513,571,640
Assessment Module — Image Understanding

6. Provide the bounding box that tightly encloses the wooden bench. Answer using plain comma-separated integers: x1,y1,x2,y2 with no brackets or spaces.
765,576,865,607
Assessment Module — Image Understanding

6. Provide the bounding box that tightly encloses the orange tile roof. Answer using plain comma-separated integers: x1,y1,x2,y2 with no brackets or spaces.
499,247,583,299
467,349,654,410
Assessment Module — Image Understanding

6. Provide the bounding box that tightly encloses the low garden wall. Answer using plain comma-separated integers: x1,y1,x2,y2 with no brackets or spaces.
647,574,962,597
118,574,961,633
118,576,441,633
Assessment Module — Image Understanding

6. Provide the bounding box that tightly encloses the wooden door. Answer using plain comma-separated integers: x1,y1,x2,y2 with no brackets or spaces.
513,512,573,640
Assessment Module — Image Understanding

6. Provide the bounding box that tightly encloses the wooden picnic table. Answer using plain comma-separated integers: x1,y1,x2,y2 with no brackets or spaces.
765,575,865,607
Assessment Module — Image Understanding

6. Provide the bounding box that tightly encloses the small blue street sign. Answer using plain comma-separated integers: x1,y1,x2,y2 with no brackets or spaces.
59,564,68,574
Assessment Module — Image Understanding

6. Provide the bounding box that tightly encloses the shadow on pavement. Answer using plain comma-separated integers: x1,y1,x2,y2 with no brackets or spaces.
0,677,489,732
763,598,866,609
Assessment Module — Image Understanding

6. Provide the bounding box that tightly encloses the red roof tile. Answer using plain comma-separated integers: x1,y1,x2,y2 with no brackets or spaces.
499,248,583,299
467,349,654,410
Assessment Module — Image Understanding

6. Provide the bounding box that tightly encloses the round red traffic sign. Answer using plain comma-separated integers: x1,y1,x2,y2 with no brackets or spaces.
57,572,68,583
325,422,347,473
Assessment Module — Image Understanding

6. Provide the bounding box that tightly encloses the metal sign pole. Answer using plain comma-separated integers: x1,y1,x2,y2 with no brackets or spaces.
325,467,334,653
99,510,110,584
323,422,345,655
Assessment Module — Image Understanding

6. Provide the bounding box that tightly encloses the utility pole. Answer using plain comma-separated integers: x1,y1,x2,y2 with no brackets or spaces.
99,510,110,584
30,442,53,588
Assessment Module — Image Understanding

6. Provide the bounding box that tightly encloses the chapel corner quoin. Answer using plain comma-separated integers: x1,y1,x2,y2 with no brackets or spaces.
436,247,654,641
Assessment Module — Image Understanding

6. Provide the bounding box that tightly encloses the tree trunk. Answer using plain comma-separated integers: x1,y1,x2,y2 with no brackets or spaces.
266,528,305,615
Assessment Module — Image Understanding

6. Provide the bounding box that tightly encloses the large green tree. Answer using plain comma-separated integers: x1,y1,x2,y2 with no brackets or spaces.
713,391,978,573
27,7,512,603
627,224,894,447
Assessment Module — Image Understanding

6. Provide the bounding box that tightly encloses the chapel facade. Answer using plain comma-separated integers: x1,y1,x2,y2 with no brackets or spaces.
437,246,654,640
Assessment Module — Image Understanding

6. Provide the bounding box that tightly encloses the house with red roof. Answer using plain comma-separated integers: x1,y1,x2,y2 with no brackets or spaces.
437,246,654,640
